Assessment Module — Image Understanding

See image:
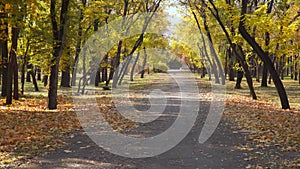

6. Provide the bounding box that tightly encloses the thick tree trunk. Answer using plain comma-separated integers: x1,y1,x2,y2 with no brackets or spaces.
1,19,8,97
95,69,100,86
6,57,13,104
6,27,20,104
12,27,19,100
261,64,268,86
61,69,71,87
48,63,59,109
48,0,70,109
239,0,289,109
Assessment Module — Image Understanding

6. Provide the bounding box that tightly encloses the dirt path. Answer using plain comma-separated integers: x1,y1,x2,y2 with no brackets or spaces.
16,71,297,169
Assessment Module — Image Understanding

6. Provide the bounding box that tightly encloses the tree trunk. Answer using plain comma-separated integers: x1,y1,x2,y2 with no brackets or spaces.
12,27,20,100
294,56,298,81
130,51,140,81
284,56,290,76
71,0,85,86
48,0,70,109
280,55,285,80
26,64,33,82
201,9,225,85
106,57,115,87
118,54,132,85
21,58,26,95
262,0,273,86
112,40,122,88
89,71,96,85
268,61,274,85
6,27,20,104
101,54,108,82
239,0,289,109
237,45,257,99
228,48,235,81
261,64,268,86
95,69,100,86
31,71,39,91
192,11,216,82
256,62,261,82
198,44,209,79
48,63,59,109
43,75,48,87
290,57,294,79
6,57,13,104
26,72,31,82
1,17,8,97
61,69,71,87
36,67,41,80
235,69,243,89
140,47,147,78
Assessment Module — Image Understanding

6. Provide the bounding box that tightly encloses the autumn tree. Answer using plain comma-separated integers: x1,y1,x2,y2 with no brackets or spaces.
48,0,70,109
239,0,290,109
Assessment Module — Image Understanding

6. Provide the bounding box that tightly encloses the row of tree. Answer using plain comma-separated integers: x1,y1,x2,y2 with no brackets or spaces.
176,0,299,109
0,0,168,109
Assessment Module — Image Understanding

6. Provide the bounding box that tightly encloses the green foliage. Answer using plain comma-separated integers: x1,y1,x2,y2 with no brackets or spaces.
153,61,169,73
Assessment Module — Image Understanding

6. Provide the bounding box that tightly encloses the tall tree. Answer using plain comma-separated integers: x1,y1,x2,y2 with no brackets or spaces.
261,0,274,87
6,27,20,104
48,0,70,109
239,0,290,109
0,3,8,97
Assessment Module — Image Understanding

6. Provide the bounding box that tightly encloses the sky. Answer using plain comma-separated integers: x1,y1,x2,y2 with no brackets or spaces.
163,1,184,37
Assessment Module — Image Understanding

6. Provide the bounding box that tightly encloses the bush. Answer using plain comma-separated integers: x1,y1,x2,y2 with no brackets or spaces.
153,62,169,73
